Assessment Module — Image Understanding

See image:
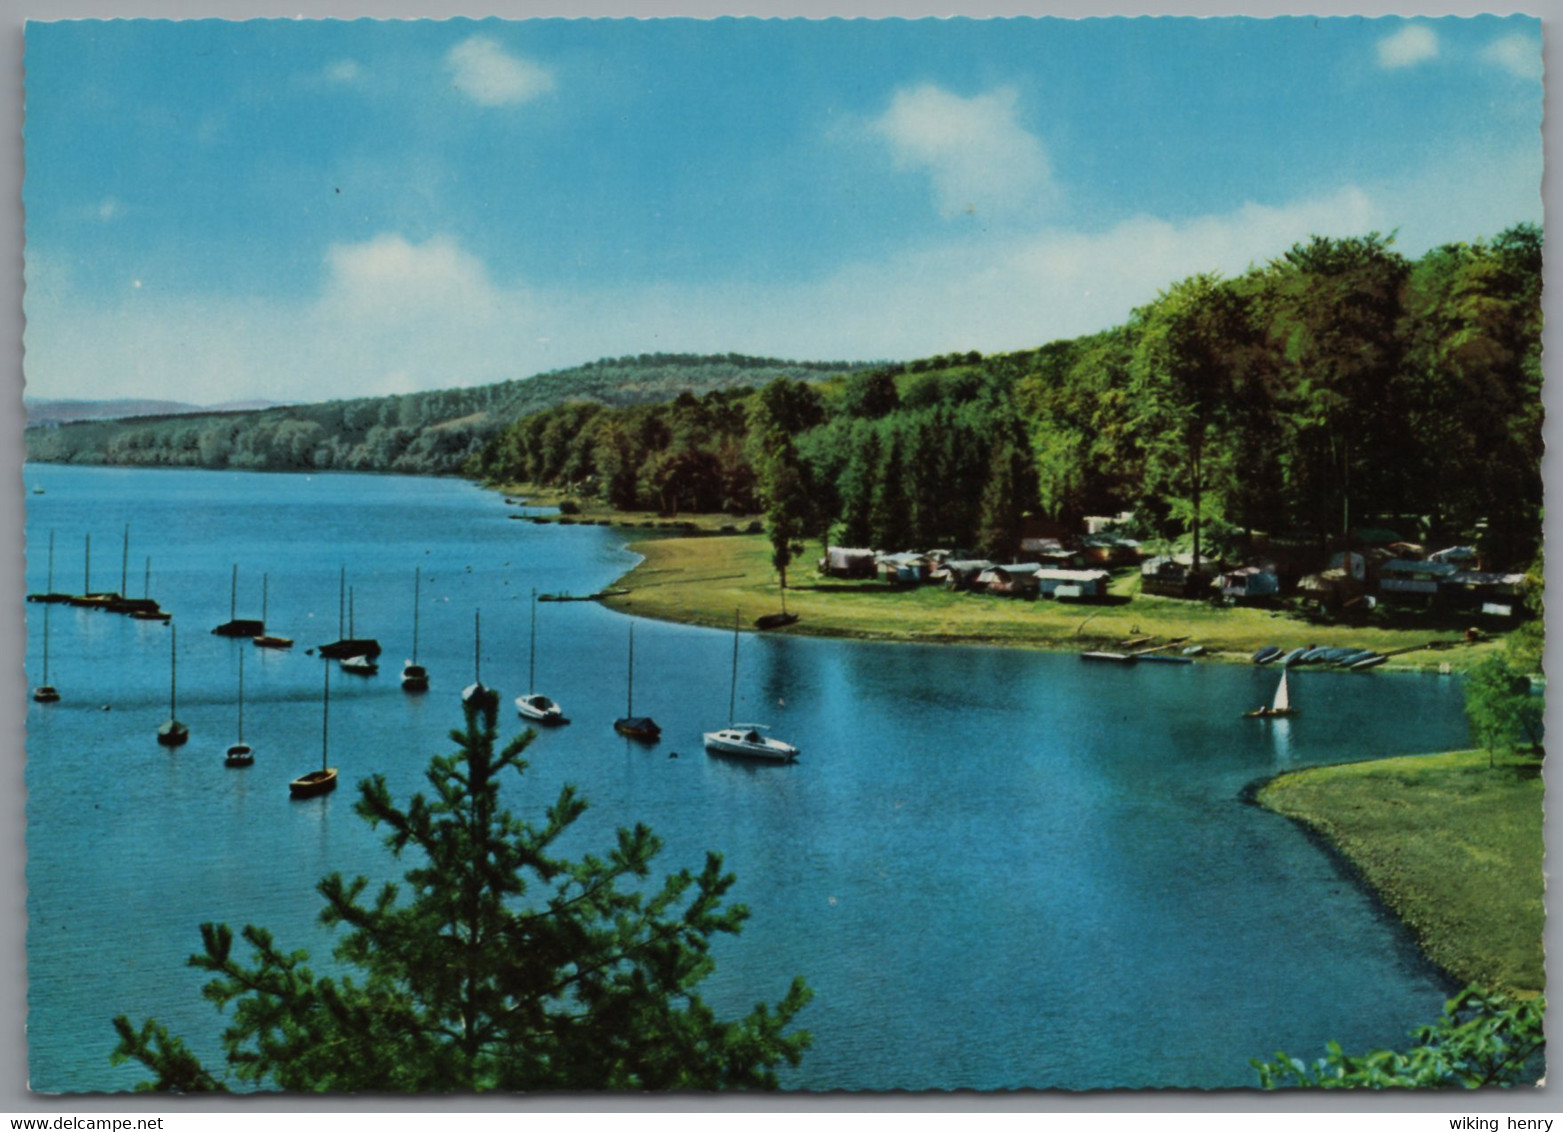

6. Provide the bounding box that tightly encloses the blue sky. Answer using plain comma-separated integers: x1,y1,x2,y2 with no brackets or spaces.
22,15,1543,403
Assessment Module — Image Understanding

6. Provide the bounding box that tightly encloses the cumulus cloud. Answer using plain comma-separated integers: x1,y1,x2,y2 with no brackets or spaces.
446,37,555,106
1377,25,1439,69
1482,34,1543,81
869,84,1051,218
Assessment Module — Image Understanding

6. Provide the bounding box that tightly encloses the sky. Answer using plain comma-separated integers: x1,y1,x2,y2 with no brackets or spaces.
21,15,1544,404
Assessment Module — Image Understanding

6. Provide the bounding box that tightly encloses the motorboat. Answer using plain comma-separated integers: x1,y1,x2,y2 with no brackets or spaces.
703,724,798,762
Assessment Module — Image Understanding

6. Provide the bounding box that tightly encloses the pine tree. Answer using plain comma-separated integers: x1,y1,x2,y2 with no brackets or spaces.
111,691,812,1092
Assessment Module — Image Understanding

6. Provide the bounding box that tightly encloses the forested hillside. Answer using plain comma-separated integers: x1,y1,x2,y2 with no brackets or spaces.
24,354,865,476
475,227,1543,571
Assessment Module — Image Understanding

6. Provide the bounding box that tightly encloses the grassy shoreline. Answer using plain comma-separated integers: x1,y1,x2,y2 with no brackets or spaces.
1253,749,1544,998
590,529,1502,672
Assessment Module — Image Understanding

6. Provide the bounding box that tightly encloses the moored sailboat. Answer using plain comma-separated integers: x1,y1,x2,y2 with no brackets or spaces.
461,608,496,710
318,566,381,659
289,660,338,797
32,532,61,703
516,589,567,725
253,574,293,649
225,648,254,767
613,623,660,741
401,566,429,692
157,624,190,746
703,609,797,762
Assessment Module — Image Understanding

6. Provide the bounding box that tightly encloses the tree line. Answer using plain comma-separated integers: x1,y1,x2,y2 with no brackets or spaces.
24,354,868,477
476,225,1543,574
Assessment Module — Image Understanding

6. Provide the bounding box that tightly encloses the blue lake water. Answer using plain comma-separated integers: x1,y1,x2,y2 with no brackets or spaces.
23,465,1473,1092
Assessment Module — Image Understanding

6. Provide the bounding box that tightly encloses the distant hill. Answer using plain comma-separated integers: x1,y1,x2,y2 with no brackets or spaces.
24,353,870,476
25,398,289,427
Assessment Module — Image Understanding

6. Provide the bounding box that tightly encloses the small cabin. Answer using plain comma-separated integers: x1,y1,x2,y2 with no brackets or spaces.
977,563,1044,597
1441,570,1527,615
1218,565,1279,602
1378,558,1457,599
877,552,930,586
1140,555,1217,599
819,547,877,579
1034,568,1111,601
937,559,995,590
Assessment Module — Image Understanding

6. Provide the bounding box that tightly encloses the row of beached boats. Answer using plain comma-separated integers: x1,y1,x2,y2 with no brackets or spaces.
1250,644,1389,671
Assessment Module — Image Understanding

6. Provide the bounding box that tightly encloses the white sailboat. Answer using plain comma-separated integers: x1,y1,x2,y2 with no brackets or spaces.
1245,669,1299,718
516,588,566,725
290,660,338,797
703,609,798,762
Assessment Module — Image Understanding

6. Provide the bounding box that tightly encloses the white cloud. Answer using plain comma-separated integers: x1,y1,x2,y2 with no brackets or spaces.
445,37,554,107
1482,34,1543,81
21,136,1542,406
325,59,364,84
869,84,1051,218
1377,25,1439,69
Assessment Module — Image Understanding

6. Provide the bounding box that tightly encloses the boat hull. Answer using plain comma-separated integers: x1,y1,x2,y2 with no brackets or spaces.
702,730,798,762
225,743,254,768
157,720,189,747
517,695,567,725
318,638,381,660
615,716,662,741
31,686,60,703
289,768,338,797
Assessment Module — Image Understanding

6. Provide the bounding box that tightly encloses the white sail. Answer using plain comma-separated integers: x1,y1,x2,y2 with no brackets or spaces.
1273,671,1291,713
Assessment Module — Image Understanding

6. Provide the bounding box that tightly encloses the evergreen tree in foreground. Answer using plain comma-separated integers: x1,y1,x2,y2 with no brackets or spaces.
111,688,812,1092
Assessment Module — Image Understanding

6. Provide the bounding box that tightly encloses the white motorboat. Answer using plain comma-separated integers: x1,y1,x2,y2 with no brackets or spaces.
703,724,798,762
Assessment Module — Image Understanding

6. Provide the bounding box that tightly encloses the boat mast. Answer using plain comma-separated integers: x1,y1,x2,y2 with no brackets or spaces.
338,566,346,639
144,556,150,600
529,589,538,689
474,608,482,684
626,624,635,715
41,601,50,686
321,659,330,773
412,567,421,664
729,608,739,723
169,624,178,718
262,573,269,624
121,525,129,596
349,586,355,638
83,533,90,594
47,529,55,592
230,564,238,621
237,648,245,743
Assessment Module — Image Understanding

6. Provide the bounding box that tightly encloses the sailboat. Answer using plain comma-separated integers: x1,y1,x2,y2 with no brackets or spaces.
130,556,172,622
613,623,660,741
461,609,497,711
516,589,566,725
401,567,429,691
157,624,190,747
289,660,338,797
253,574,293,649
225,648,254,767
339,588,379,675
33,600,60,703
317,567,381,659
702,609,798,762
213,564,264,637
1245,669,1300,718
32,532,61,703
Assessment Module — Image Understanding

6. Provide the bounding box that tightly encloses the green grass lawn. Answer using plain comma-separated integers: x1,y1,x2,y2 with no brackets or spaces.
1255,748,1545,997
599,532,1503,670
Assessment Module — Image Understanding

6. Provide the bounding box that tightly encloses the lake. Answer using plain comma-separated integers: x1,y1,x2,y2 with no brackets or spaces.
23,465,1471,1092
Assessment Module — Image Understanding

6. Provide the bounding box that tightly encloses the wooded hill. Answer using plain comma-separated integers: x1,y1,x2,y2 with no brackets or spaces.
473,226,1543,572
23,353,867,477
